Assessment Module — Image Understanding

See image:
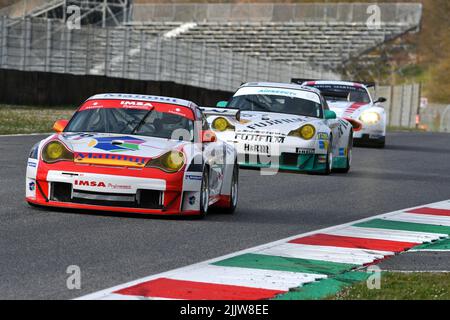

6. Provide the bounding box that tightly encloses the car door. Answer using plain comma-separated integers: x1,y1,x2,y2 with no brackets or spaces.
197,109,226,197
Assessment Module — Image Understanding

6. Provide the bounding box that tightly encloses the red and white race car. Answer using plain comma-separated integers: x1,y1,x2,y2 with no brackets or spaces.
298,80,387,148
25,94,239,218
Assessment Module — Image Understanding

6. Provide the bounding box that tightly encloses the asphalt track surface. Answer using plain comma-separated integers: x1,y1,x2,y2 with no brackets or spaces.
0,132,449,299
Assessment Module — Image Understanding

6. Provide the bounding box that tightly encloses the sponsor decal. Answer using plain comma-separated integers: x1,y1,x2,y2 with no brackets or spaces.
244,144,270,154
74,152,148,168
319,140,329,150
28,161,37,168
234,87,321,104
339,148,345,156
189,196,196,205
185,174,202,181
296,148,315,155
317,132,329,140
74,180,106,188
246,118,303,130
88,136,146,152
236,132,286,144
29,181,35,191
108,183,132,190
120,100,153,110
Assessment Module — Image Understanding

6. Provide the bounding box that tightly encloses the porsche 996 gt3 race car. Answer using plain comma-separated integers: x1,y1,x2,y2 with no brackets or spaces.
206,82,357,174
26,94,239,218
299,80,387,148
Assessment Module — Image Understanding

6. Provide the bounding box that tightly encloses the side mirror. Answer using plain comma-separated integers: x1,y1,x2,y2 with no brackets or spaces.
324,110,337,120
375,97,387,104
216,101,228,108
201,130,217,143
53,119,69,133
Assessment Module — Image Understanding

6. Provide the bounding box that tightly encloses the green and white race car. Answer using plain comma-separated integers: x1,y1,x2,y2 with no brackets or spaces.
203,82,359,174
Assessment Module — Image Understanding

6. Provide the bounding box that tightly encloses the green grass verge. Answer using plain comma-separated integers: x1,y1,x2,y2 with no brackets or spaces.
332,272,450,300
0,105,75,135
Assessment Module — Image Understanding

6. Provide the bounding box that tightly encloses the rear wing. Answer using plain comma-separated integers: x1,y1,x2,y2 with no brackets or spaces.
291,78,375,88
199,107,241,121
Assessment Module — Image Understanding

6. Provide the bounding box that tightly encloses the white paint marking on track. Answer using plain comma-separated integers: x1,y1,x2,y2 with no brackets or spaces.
77,199,450,300
164,264,326,291
384,213,450,227
328,226,446,243
0,132,51,137
257,243,392,265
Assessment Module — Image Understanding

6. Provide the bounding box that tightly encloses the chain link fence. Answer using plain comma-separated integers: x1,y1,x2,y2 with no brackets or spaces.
0,16,339,92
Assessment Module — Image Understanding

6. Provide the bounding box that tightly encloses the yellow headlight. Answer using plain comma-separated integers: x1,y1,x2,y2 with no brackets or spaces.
360,112,380,124
212,117,233,132
164,151,185,170
300,125,316,140
46,142,64,159
42,141,73,163
288,124,316,140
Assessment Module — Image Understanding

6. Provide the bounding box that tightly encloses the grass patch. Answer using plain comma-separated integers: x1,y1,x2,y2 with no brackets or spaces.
0,105,75,135
332,272,450,300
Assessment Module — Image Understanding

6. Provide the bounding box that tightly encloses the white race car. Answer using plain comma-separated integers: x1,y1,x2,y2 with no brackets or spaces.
205,82,356,174
26,93,239,218
298,80,387,148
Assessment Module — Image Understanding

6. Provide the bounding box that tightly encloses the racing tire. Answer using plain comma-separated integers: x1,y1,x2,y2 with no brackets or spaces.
222,163,239,214
198,167,210,219
321,136,333,175
334,132,353,173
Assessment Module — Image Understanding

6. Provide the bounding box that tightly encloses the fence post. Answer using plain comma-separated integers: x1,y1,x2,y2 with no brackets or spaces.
23,18,31,70
104,28,110,77
0,16,6,68
45,19,52,72
85,26,91,75
64,27,72,74
138,30,145,80
122,29,129,79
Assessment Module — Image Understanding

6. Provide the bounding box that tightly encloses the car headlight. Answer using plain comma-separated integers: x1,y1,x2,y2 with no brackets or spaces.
146,151,185,173
360,112,381,125
42,141,74,163
212,117,235,132
288,124,316,140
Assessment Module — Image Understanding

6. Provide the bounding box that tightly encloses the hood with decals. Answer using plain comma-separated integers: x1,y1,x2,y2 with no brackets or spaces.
327,101,372,119
234,111,323,135
53,133,189,167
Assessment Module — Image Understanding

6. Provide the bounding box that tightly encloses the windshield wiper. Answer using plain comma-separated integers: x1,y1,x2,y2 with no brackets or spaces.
130,109,154,134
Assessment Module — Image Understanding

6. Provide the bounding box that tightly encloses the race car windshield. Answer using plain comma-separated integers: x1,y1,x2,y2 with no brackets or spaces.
308,84,371,104
65,108,194,141
227,94,323,118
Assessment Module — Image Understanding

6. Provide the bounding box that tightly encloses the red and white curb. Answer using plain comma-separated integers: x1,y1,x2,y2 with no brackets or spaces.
77,200,450,300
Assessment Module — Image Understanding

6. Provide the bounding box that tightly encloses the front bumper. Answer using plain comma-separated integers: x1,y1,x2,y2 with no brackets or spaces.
216,134,328,172
26,161,201,215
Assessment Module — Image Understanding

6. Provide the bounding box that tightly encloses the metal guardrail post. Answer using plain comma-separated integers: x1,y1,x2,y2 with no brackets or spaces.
0,16,5,68
45,19,52,72
23,18,31,70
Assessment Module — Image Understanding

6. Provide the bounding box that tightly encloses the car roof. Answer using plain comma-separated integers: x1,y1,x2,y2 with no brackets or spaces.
240,82,322,95
87,93,196,108
303,80,369,90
